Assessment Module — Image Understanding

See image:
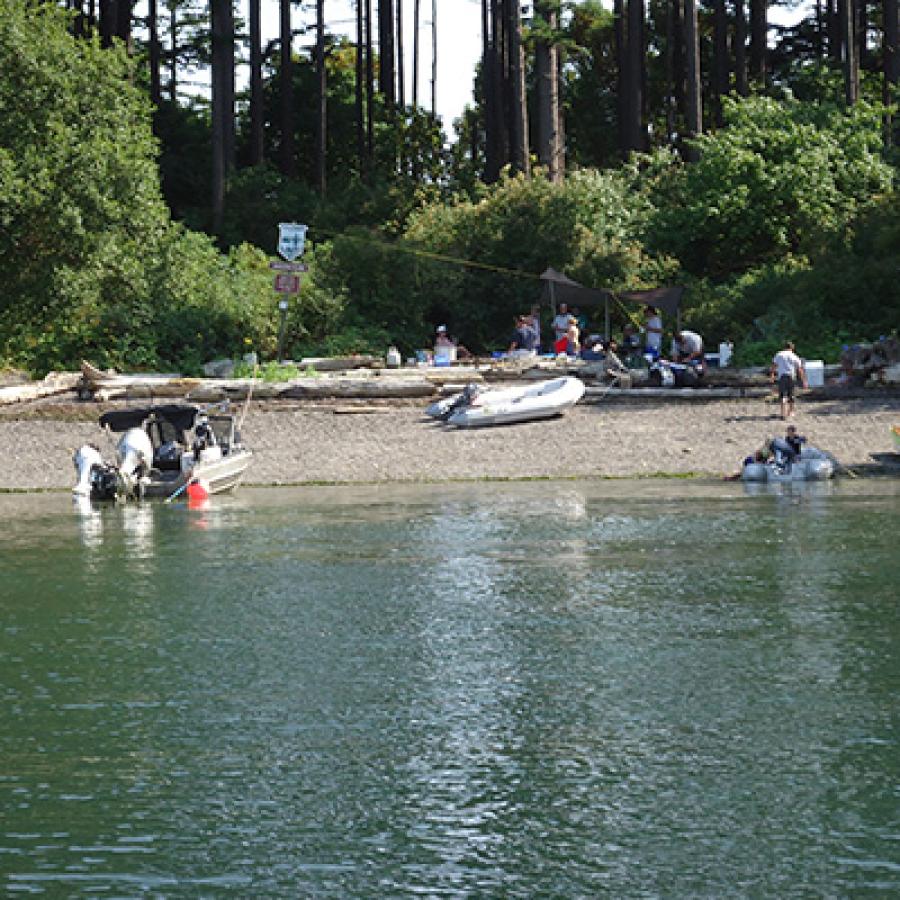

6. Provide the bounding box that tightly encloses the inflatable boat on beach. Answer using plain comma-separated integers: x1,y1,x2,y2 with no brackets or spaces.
741,445,835,482
73,403,252,501
427,376,585,428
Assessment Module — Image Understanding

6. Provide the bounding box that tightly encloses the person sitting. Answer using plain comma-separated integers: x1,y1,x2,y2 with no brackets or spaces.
769,426,807,467
508,315,538,354
434,324,458,364
621,323,642,352
602,339,627,374
673,329,705,370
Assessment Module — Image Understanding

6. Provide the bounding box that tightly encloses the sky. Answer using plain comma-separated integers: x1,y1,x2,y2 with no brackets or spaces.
259,0,484,128
140,1,810,131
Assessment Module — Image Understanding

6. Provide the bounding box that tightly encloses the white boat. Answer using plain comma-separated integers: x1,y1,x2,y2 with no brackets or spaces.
741,445,835,482
429,377,585,428
74,403,252,501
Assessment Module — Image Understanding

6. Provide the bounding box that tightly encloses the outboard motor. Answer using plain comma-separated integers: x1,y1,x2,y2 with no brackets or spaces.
440,383,482,421
73,444,122,500
73,444,104,495
116,427,153,481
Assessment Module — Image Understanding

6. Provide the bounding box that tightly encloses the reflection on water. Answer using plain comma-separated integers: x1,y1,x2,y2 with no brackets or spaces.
1,480,899,896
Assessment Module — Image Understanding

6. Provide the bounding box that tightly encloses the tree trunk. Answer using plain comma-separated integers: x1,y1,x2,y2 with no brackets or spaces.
98,0,114,47
857,0,868,70
249,0,264,165
356,0,366,167
614,0,627,157
413,0,420,107
535,2,560,181
684,0,703,154
379,0,395,108
431,0,437,116
115,0,133,47
622,0,645,154
366,0,375,163
841,0,859,104
508,0,529,173
148,0,161,106
169,0,177,101
396,0,405,108
885,0,898,145
712,0,728,127
482,0,499,180
280,0,296,177
749,0,766,84
211,0,229,233
734,0,748,95
316,0,327,195
828,0,841,61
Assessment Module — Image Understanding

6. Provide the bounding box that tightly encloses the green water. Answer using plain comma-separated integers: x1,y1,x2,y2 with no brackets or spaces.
1,480,899,897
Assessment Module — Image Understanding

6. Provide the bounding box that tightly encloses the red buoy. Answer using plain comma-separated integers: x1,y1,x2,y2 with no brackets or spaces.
186,478,210,502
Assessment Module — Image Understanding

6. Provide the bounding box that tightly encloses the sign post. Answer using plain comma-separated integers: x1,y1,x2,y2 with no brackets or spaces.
272,224,308,363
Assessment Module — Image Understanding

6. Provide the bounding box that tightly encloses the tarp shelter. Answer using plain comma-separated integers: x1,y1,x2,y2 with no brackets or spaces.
540,268,613,337
616,286,684,319
540,269,685,338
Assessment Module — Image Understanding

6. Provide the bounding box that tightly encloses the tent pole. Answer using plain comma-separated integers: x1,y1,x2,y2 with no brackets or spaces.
549,281,555,347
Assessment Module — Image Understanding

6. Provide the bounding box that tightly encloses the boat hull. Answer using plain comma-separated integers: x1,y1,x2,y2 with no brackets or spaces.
446,377,585,428
139,449,253,499
741,448,835,482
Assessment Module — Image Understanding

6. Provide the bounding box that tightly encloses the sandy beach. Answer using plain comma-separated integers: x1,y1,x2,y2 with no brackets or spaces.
0,389,897,492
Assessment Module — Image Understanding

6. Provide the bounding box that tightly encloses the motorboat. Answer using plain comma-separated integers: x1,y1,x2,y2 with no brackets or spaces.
427,377,585,428
741,443,835,482
73,403,252,501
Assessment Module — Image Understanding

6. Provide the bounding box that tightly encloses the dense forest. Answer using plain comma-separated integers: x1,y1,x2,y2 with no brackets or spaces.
0,0,897,373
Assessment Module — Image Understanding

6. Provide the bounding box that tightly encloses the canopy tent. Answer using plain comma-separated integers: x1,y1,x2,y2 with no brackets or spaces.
540,268,685,338
539,268,610,308
616,286,684,319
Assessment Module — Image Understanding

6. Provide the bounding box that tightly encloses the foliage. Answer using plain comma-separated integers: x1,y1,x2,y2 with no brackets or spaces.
0,0,329,375
644,96,894,277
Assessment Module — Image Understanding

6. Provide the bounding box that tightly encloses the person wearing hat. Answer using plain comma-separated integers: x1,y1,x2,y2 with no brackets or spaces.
434,324,455,350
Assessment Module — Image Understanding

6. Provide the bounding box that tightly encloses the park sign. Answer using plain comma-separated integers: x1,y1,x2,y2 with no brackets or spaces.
277,222,308,262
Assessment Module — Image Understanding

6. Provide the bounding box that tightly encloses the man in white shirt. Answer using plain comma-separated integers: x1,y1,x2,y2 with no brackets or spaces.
552,303,571,347
673,330,704,363
771,341,807,419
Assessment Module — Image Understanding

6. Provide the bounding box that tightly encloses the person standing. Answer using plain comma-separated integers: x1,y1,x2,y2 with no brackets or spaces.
552,303,570,347
771,341,807,420
529,305,542,353
509,315,538,353
566,315,581,356
643,306,663,359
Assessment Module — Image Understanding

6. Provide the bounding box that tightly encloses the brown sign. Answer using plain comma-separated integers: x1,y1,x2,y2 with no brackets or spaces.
269,261,308,272
273,274,301,294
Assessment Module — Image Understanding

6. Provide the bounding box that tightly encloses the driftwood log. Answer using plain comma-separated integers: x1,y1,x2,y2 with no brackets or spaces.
840,337,900,378
0,372,81,406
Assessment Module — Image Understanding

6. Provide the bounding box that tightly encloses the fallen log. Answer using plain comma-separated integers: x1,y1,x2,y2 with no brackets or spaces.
279,378,435,399
297,355,379,372
584,385,772,401
0,372,81,406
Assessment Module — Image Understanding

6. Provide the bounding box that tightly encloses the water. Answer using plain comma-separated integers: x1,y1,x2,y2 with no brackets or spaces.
1,480,899,896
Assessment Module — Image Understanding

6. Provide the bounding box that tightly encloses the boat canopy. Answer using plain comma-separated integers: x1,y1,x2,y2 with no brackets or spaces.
99,404,200,435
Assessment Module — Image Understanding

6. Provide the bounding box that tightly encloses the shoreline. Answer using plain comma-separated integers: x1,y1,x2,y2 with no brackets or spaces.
0,391,897,492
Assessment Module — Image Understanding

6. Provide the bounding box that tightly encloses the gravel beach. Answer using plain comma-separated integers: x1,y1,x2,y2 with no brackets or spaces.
0,390,897,491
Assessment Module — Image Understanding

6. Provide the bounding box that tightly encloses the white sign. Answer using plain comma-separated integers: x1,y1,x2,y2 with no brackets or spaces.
277,223,308,262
